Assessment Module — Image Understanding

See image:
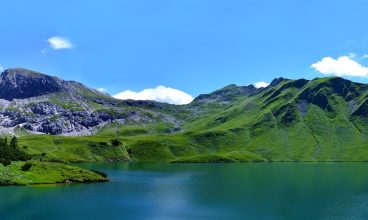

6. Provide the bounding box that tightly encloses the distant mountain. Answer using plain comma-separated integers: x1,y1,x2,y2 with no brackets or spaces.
0,68,115,101
1,67,368,162
0,68,63,100
192,84,258,104
0,68,179,136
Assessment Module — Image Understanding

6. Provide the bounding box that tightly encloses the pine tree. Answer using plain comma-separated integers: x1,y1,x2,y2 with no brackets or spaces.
10,136,17,149
0,136,30,165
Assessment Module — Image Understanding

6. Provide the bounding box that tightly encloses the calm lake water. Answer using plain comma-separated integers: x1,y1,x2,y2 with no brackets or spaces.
1,162,368,220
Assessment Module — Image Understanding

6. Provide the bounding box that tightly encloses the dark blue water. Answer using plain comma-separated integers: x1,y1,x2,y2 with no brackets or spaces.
1,162,368,220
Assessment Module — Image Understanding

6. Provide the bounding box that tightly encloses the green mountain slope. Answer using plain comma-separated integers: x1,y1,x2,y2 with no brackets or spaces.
172,76,368,162
4,68,368,162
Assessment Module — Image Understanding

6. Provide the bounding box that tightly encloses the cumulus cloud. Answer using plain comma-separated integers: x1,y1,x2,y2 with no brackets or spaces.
364,54,368,59
311,56,368,77
113,85,194,105
97,88,107,93
47,36,74,50
254,81,270,88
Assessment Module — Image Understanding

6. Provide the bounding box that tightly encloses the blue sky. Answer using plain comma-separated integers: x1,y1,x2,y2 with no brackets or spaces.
1,0,368,104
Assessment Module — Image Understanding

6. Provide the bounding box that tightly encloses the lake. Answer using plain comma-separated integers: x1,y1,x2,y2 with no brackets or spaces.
1,162,368,219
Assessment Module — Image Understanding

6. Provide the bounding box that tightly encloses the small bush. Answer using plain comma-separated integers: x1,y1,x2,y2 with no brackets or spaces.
0,159,11,166
21,162,33,171
110,139,122,147
98,142,108,147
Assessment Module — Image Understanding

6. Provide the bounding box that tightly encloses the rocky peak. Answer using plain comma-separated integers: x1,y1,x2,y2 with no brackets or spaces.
0,68,64,100
269,77,288,87
192,84,257,104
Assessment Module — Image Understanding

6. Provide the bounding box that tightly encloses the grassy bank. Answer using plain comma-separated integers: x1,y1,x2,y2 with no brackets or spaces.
0,161,107,186
18,135,131,163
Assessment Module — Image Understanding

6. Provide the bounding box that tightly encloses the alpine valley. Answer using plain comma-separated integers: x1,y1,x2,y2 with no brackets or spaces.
1,67,368,185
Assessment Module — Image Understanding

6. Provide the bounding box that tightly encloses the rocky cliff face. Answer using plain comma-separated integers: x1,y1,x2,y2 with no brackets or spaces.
0,68,180,136
0,68,64,100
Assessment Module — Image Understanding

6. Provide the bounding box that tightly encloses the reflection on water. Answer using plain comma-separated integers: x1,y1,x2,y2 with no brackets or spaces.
1,163,368,219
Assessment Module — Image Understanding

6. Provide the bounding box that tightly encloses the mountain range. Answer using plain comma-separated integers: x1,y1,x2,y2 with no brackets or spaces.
1,68,368,162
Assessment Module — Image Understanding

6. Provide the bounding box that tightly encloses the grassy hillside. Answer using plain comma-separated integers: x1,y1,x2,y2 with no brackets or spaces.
0,161,107,185
18,135,130,162
0,136,108,185
14,77,368,163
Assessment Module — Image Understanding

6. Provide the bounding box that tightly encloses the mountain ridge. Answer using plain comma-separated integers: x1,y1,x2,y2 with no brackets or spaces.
0,68,181,136
1,67,368,163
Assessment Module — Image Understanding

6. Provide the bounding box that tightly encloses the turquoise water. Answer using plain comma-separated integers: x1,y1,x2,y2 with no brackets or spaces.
1,163,368,219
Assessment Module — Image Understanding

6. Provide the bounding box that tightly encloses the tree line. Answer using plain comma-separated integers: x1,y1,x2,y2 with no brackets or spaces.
0,136,30,166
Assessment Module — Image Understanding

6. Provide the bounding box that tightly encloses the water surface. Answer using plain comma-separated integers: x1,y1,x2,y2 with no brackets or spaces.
1,162,368,219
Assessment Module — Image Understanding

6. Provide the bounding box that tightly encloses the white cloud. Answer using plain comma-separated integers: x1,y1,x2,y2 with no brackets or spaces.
47,36,74,50
254,81,270,88
97,88,107,93
348,53,357,58
311,56,368,77
364,54,368,59
0,65,4,72
113,85,194,105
